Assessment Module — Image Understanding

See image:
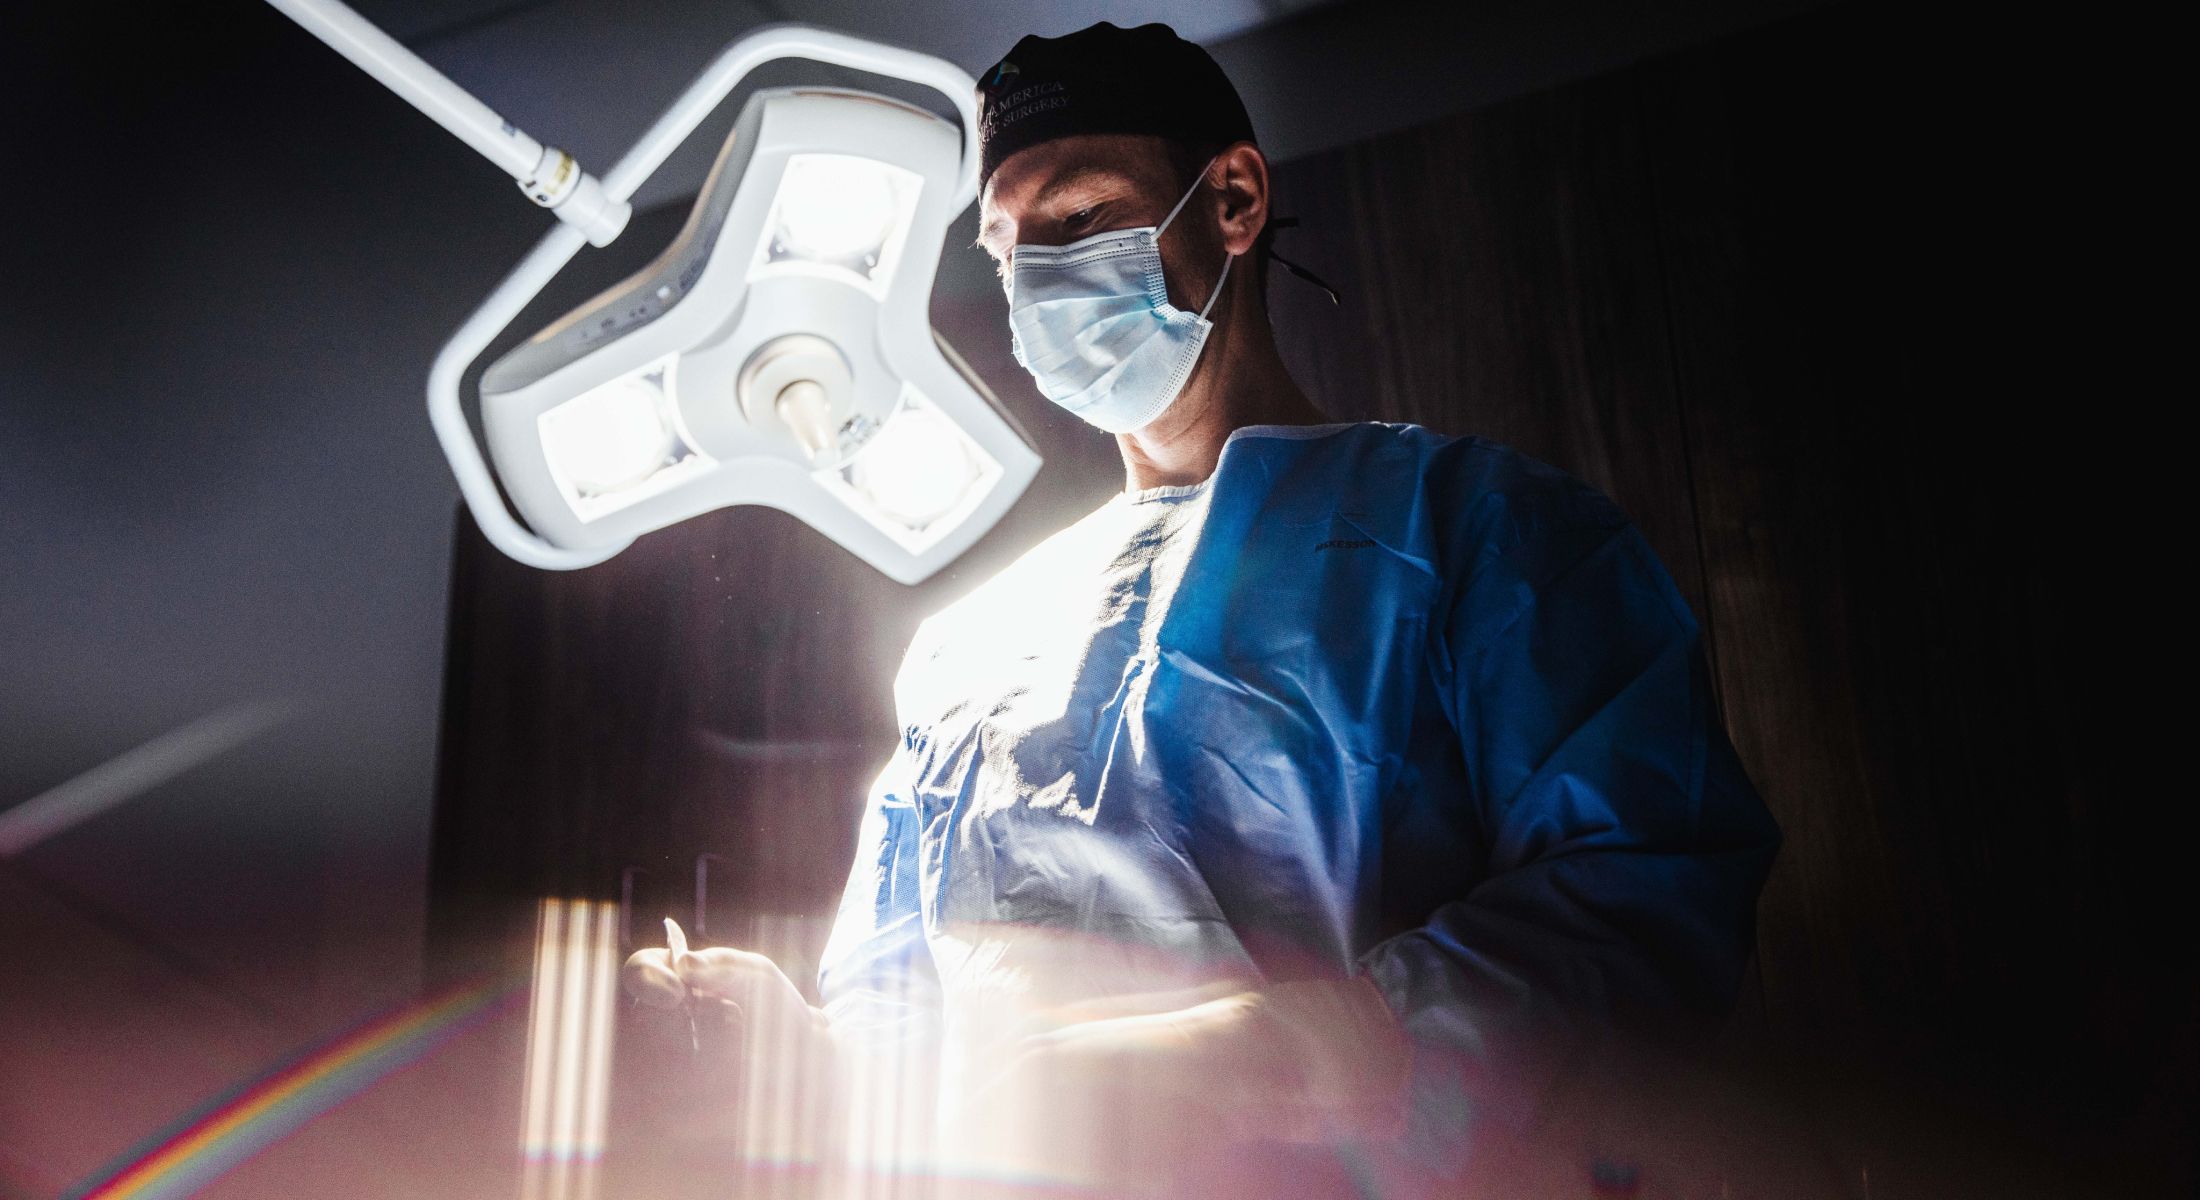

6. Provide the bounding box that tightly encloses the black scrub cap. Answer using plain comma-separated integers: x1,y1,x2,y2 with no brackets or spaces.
976,22,1257,190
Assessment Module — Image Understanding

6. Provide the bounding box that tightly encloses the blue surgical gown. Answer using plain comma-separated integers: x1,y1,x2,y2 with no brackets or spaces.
818,421,1780,1179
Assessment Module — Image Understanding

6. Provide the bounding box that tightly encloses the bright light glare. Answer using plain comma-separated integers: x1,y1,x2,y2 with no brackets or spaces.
849,403,979,529
520,899,618,1200
775,154,901,262
541,376,673,497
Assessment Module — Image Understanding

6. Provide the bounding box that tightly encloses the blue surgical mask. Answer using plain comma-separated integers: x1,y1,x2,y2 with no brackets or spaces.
1007,161,1236,433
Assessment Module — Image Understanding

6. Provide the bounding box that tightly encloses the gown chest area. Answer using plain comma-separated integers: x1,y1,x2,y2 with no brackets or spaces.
893,481,1446,917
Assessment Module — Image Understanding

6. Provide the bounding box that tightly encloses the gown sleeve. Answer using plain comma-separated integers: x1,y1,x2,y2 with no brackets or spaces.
817,735,944,1048
1357,465,1781,1127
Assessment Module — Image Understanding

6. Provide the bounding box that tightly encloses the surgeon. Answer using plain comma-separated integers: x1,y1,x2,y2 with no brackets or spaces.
628,21,1783,1198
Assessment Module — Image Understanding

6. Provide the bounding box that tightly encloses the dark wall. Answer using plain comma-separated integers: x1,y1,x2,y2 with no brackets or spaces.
0,6,545,1036
1258,9,2182,1192
432,3,2184,1194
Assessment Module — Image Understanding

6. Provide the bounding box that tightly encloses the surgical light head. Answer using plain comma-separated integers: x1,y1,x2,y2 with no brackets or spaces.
265,9,1036,578
473,85,1036,584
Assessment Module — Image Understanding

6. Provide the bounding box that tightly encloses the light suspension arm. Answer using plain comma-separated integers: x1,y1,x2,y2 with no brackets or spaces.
264,0,632,246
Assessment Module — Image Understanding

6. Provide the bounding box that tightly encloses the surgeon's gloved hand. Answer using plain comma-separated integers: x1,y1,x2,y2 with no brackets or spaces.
621,922,840,1158
621,920,830,1053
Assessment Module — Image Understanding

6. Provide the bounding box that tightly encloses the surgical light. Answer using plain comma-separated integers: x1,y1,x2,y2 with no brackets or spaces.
265,1,1040,584
847,395,984,531
539,372,678,500
767,153,913,268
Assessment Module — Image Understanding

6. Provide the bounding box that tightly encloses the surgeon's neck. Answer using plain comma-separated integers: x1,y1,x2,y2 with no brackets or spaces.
1117,279,1327,493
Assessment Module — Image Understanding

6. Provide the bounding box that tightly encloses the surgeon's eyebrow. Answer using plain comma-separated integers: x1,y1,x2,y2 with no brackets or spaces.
976,162,1141,254
977,212,1013,252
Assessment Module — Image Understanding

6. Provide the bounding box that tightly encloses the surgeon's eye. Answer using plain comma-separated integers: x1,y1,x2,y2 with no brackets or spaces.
1063,206,1097,232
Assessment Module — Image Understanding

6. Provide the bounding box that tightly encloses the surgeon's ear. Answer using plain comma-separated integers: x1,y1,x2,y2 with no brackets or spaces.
1210,142,1270,258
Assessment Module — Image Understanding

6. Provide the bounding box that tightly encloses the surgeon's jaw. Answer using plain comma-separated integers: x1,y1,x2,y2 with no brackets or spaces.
979,134,1328,494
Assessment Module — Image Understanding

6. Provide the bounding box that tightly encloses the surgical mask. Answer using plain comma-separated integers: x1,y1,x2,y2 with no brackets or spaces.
1006,161,1236,433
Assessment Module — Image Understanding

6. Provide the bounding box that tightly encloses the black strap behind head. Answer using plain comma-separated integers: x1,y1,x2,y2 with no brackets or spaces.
1257,217,1342,306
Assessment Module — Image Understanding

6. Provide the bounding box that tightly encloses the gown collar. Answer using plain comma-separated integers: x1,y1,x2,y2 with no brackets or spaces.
1117,421,1364,504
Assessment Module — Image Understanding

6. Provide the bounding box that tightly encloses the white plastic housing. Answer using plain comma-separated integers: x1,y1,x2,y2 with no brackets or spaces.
478,87,1037,584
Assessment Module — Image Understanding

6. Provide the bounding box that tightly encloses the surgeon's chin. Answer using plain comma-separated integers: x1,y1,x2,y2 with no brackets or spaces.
1110,379,1215,464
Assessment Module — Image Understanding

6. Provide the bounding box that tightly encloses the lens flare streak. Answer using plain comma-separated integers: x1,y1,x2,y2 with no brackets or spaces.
62,977,518,1200
519,899,620,1200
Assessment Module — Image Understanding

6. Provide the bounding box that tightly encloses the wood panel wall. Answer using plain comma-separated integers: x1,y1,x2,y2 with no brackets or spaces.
431,4,2186,1193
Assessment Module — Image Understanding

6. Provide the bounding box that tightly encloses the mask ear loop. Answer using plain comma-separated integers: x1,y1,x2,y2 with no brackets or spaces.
1158,154,1237,320
1198,253,1235,321
1154,151,1345,307
1155,153,1222,238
